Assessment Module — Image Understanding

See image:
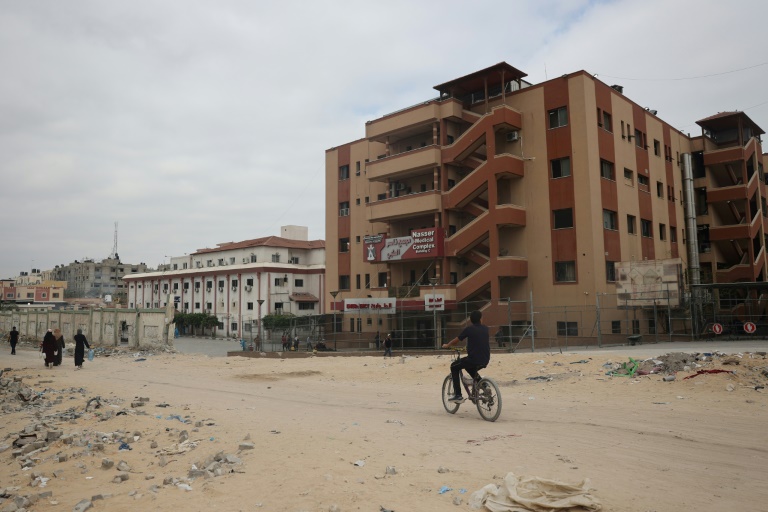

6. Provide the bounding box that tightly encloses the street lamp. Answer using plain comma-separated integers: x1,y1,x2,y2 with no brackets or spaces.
429,277,439,349
257,299,264,351
330,290,339,351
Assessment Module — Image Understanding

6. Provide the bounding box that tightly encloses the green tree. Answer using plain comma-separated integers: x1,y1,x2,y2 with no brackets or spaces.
262,313,296,333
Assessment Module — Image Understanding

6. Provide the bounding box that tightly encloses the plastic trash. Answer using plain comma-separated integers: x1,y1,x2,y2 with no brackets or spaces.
438,485,453,494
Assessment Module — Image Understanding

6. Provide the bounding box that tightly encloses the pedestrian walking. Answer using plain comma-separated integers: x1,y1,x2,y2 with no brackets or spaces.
53,328,65,366
8,326,19,355
42,329,57,368
73,329,91,369
374,331,381,350
383,333,393,358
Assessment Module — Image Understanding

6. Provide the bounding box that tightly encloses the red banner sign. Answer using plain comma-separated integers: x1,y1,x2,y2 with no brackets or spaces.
364,228,444,262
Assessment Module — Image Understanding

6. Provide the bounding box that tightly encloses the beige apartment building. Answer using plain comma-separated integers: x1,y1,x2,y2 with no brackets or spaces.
325,62,766,347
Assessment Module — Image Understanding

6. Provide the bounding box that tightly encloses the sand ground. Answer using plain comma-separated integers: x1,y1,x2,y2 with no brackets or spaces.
1,340,767,512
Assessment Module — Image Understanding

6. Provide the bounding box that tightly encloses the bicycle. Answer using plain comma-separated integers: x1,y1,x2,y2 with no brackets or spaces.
441,348,502,422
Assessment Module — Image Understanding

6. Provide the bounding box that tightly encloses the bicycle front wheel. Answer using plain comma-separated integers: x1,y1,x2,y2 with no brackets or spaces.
476,377,502,422
442,375,460,414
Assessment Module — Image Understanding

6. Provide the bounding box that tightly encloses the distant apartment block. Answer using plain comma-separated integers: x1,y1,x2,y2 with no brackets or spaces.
52,257,150,299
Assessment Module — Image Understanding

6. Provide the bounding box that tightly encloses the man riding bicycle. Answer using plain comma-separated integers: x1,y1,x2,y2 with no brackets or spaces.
442,310,490,403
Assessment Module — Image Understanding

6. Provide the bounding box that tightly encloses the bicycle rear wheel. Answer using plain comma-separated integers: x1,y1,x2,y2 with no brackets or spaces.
442,375,460,414
476,377,502,422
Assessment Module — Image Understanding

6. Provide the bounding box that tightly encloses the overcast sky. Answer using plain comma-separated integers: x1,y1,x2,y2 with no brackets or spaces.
1,0,766,280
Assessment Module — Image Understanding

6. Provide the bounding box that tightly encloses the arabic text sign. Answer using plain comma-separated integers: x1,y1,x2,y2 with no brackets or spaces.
343,298,396,314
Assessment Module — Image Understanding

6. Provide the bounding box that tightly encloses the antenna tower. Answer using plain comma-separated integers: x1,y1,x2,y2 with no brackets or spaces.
110,222,119,260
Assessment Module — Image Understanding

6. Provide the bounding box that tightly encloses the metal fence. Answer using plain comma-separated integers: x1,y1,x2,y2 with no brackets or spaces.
233,283,768,353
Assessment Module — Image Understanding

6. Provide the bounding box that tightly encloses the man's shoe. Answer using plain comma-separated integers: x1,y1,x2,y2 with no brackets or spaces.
448,395,465,403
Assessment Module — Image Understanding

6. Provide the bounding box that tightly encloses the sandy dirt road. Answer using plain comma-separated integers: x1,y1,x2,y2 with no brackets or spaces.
1,342,767,511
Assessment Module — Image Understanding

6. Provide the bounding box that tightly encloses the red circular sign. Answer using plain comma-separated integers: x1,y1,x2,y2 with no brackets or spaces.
744,322,757,334
712,323,723,335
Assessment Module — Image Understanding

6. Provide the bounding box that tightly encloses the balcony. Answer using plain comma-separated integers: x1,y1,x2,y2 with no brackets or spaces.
366,99,465,142
367,190,441,222
367,146,441,182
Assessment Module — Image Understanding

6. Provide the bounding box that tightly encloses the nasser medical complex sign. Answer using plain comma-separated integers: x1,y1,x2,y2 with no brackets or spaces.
363,228,444,262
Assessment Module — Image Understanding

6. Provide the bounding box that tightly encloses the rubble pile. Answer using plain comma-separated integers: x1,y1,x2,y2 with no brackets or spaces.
0,370,247,509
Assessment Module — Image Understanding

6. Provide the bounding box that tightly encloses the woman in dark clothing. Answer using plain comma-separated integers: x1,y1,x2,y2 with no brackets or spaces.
73,329,90,369
42,329,57,368
53,328,65,366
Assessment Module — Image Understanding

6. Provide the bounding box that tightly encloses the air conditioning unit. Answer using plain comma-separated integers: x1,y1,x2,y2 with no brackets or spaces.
245,285,252,292
206,287,212,293
231,286,237,291
218,287,224,293
506,131,519,142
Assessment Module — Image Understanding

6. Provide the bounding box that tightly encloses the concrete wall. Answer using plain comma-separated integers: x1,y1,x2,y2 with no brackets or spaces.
0,307,173,349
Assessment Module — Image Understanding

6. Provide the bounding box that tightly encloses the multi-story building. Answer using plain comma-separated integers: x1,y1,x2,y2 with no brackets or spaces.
325,62,766,346
122,226,326,339
0,272,67,308
52,257,150,299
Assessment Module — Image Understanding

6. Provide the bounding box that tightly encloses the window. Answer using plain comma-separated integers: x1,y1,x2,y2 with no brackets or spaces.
638,174,650,190
356,274,361,289
551,157,571,178
229,257,235,264
555,261,576,283
339,275,351,290
295,279,304,287
606,261,616,282
364,274,370,289
648,318,657,334
377,272,387,288
274,302,283,311
206,302,212,310
339,201,350,216
602,111,612,132
218,280,224,288
246,278,253,286
274,278,282,287
272,253,280,263
231,279,238,287
659,223,667,241
641,219,652,238
339,165,349,180
600,159,615,180
556,321,578,336
355,161,361,176
247,302,253,310
657,182,664,198
670,227,677,243
299,302,315,311
653,139,660,156
603,209,618,230
627,215,637,234
553,208,574,229
355,198,360,205
548,106,568,129
623,168,634,184
339,238,350,253
634,129,643,148
231,322,238,332
611,320,622,334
